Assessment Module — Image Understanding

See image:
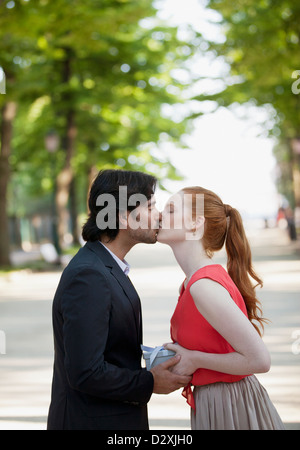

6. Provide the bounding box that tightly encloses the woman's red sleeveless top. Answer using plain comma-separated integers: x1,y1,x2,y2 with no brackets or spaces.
170,264,250,410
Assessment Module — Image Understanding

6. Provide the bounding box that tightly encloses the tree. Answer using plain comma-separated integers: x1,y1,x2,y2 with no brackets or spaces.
0,5,29,265
195,0,300,207
0,0,200,263
0,102,17,266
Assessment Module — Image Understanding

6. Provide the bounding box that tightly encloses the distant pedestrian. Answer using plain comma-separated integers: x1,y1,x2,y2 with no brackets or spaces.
285,207,297,241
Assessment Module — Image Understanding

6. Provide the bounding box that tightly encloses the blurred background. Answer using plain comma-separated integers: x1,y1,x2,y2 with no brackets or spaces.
0,0,299,430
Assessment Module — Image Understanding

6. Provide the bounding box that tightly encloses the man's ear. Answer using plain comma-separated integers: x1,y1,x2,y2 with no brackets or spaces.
119,210,128,229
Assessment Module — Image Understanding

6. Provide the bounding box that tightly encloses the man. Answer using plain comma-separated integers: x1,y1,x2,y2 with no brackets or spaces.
47,169,190,430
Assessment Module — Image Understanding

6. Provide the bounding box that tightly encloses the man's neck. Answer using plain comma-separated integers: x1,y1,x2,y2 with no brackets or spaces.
100,234,134,261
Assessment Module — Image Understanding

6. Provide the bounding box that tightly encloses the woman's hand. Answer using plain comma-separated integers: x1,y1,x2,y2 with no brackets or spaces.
164,342,198,377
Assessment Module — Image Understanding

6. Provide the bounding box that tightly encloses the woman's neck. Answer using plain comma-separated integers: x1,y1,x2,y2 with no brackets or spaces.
169,240,214,280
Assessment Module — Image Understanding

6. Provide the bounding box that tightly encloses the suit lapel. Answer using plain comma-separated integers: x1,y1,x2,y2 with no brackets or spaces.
127,276,143,345
86,241,142,343
110,266,141,340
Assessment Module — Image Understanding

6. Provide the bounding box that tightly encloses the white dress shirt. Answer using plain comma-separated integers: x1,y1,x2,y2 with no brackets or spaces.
99,242,130,276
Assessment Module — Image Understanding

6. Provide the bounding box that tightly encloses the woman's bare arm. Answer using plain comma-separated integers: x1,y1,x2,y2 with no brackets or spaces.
166,278,270,376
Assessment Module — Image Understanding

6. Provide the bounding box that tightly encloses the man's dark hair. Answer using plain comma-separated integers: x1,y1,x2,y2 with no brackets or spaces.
82,169,157,242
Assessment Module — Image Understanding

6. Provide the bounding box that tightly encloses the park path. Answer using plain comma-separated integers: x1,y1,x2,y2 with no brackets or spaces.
0,226,299,429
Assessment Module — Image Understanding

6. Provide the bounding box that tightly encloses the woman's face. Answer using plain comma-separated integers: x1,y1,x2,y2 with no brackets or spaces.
157,191,196,244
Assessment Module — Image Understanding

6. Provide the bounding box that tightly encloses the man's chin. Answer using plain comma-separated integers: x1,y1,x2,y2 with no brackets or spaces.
150,230,159,244
156,230,166,244
138,229,160,244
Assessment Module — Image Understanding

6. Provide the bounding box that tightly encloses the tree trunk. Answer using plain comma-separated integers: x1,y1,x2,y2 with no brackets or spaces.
289,139,300,208
69,176,80,245
0,102,17,267
292,158,300,207
56,110,76,249
55,49,77,249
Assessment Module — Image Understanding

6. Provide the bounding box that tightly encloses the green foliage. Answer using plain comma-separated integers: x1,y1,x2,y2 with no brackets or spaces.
196,0,300,135
1,0,198,216
195,0,300,205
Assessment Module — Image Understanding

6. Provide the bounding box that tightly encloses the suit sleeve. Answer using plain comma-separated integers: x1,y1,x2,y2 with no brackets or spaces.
60,267,153,405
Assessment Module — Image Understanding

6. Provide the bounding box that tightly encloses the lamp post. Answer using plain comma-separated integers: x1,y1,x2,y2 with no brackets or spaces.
45,130,61,261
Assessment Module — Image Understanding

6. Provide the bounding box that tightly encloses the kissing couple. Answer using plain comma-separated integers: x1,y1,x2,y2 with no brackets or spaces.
47,169,284,430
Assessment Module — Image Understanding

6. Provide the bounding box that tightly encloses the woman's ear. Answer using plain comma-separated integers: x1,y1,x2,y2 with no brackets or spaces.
193,216,205,239
195,215,205,230
186,216,205,240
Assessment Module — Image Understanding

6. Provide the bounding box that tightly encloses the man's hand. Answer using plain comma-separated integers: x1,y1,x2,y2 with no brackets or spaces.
150,355,192,394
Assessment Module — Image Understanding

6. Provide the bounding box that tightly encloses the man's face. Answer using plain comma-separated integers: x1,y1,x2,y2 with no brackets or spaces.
126,195,160,244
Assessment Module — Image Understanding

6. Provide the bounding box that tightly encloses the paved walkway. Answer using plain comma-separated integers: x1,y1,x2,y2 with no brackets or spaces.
0,226,299,429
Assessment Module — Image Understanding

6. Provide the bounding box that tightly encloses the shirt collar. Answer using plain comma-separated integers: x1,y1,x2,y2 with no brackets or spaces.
99,242,130,276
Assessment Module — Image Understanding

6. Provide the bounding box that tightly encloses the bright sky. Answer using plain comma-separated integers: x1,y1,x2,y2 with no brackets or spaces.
153,0,280,220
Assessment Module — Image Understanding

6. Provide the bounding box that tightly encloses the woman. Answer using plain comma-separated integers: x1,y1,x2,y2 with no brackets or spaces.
158,187,285,430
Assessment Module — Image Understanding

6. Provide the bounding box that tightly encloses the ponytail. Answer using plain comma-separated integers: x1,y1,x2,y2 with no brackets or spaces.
183,187,268,336
225,206,267,335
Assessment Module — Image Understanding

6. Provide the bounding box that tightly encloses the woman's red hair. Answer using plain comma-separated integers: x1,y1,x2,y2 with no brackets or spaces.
183,186,268,335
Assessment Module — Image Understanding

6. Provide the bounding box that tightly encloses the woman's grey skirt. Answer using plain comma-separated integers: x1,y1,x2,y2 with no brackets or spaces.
191,375,285,430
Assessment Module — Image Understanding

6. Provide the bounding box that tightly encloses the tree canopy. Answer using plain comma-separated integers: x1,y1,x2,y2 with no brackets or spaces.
0,0,200,264
195,0,300,207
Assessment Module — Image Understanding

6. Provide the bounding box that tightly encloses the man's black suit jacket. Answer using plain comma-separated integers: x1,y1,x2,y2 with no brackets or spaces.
47,241,154,430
